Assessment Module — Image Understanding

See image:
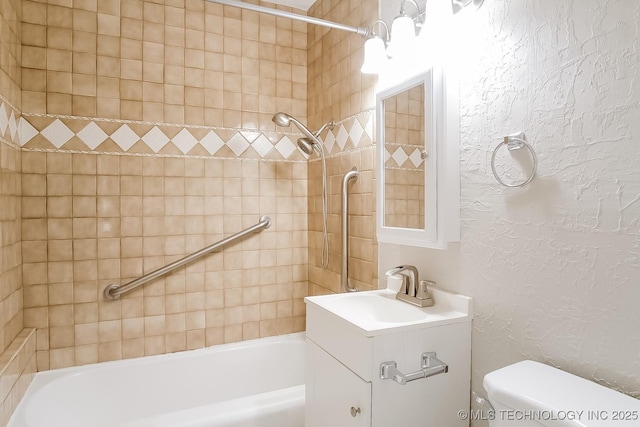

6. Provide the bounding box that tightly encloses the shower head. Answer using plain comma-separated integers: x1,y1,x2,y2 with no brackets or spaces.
272,112,335,157
297,138,317,156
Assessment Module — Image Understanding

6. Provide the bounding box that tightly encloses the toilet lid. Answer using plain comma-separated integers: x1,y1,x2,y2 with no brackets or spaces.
483,360,640,427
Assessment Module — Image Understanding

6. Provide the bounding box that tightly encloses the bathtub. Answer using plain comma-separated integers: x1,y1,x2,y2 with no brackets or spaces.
9,333,305,427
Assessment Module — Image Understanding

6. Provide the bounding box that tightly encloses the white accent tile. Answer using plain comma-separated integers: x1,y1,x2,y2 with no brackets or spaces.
275,136,297,159
19,118,38,147
0,103,8,135
336,125,349,150
8,111,17,141
409,148,425,168
110,124,140,151
172,128,198,154
384,148,391,163
41,119,74,148
200,130,224,155
349,119,364,148
77,122,108,149
392,146,408,167
251,134,274,158
364,114,374,140
323,130,335,153
227,132,250,156
142,126,170,153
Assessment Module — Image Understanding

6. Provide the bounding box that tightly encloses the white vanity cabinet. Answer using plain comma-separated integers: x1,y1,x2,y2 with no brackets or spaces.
305,288,472,427
306,340,371,426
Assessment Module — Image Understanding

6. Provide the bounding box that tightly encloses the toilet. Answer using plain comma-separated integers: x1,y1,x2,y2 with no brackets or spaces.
484,360,640,426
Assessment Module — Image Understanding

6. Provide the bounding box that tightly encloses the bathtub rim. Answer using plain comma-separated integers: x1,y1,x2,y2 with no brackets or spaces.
9,332,306,427
33,331,304,382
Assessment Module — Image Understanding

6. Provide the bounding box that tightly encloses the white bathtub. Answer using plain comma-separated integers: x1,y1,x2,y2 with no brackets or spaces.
9,333,305,427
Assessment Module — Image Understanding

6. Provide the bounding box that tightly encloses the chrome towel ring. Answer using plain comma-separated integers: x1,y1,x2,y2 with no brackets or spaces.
491,132,537,188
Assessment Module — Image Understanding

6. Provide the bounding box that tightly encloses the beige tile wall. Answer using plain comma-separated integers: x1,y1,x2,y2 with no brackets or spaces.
0,0,23,358
18,0,311,370
0,0,27,422
0,119,24,427
0,112,22,369
21,0,307,131
307,0,377,130
0,0,21,110
0,329,36,427
306,0,378,295
22,151,308,369
13,0,381,374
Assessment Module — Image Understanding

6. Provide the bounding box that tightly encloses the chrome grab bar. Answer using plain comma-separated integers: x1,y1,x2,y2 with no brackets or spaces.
380,352,449,385
341,167,359,293
103,215,272,300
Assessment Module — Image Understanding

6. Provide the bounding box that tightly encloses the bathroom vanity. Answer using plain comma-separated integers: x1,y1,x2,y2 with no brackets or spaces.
305,288,472,426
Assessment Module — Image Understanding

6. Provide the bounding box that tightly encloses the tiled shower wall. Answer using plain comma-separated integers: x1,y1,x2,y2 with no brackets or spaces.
22,152,308,370
1,0,37,424
306,0,378,295
19,0,311,370
0,0,22,363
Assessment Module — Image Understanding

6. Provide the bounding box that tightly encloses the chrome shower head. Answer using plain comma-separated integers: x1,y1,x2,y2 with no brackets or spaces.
273,112,335,157
297,138,317,156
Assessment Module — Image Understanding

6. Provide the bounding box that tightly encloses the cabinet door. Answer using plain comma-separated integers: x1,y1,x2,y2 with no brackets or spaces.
306,340,372,427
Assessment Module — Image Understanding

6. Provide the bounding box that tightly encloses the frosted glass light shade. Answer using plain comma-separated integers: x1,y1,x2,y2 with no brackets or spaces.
361,36,387,74
387,14,416,58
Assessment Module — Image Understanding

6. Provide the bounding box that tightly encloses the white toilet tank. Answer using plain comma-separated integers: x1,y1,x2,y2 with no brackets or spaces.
483,360,640,427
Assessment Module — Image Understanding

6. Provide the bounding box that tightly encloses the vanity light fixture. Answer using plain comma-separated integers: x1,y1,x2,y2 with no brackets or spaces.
208,0,483,76
361,20,390,74
452,0,484,14
386,0,422,59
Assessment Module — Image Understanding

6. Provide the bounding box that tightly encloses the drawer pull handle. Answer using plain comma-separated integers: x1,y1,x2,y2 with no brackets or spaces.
350,406,361,417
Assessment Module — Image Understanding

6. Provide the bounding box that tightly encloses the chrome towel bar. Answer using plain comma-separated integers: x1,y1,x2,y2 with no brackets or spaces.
103,215,272,300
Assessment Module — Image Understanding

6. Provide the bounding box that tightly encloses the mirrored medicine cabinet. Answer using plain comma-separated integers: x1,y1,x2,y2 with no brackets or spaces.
376,68,460,249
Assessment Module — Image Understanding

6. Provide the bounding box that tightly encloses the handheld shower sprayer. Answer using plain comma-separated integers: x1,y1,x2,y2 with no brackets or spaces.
272,111,334,269
272,112,318,141
271,112,335,157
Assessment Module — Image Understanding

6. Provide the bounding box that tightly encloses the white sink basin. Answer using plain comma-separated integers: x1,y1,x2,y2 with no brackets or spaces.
305,288,471,336
322,292,429,323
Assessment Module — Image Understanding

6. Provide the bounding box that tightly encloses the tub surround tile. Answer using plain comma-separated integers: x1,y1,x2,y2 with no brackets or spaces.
18,110,375,161
3,0,376,379
0,329,36,427
22,152,309,369
305,0,379,297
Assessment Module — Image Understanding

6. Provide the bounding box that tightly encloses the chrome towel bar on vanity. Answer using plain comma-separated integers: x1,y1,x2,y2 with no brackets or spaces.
103,215,271,300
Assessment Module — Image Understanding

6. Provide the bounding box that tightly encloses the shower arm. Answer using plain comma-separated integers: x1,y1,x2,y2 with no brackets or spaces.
207,0,369,37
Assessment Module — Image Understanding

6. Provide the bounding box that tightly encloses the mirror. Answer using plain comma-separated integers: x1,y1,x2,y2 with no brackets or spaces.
383,81,427,230
376,69,460,249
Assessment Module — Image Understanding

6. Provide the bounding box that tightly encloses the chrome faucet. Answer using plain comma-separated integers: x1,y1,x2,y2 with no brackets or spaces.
385,265,419,296
385,265,434,308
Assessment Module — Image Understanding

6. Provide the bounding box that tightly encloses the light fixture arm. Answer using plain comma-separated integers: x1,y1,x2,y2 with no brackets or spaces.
399,0,421,17
369,19,390,42
208,0,369,37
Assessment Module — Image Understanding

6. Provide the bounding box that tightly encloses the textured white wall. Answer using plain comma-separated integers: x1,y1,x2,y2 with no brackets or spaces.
379,0,640,415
